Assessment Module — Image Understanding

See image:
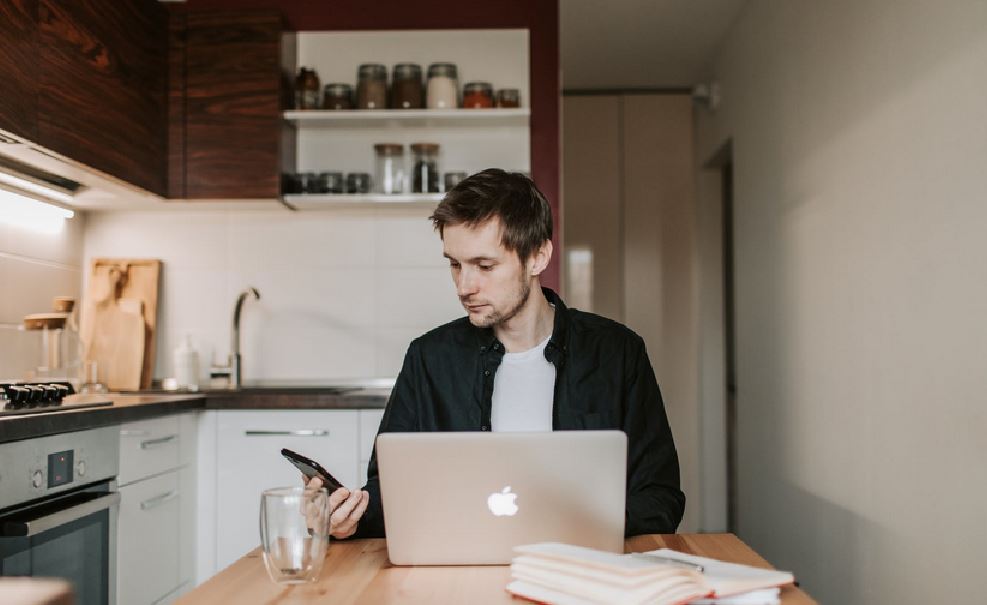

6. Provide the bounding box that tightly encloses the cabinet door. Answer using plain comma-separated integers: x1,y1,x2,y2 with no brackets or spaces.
118,471,181,605
36,0,167,195
0,0,38,141
184,10,283,199
215,410,359,570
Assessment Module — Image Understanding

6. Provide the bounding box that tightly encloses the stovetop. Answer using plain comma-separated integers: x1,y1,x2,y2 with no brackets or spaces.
0,382,114,417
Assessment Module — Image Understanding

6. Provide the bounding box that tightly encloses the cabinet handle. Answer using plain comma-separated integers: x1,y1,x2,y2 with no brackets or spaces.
140,490,178,511
244,430,330,437
140,434,178,449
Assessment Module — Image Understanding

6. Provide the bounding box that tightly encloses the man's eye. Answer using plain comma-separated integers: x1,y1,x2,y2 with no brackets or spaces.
449,262,461,269
479,265,494,271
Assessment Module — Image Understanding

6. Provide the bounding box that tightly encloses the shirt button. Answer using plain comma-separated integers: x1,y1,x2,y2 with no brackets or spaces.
480,346,486,352
481,425,489,431
484,370,490,376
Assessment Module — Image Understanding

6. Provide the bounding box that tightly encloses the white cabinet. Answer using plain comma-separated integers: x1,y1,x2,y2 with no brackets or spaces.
213,410,359,571
358,409,386,486
117,413,198,605
118,471,180,605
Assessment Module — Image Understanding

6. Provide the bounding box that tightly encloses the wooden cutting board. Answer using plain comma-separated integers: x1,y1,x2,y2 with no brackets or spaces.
80,259,161,390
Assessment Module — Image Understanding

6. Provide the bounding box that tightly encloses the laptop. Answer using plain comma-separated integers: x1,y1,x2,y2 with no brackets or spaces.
376,431,627,565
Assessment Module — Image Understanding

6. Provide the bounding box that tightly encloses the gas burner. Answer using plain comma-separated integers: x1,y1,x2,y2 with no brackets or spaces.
0,382,113,417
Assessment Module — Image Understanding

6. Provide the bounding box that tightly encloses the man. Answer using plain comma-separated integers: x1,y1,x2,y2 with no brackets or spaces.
311,168,685,539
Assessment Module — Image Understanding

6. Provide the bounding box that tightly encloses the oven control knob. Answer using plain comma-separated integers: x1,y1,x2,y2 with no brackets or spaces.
77,460,86,477
32,470,44,488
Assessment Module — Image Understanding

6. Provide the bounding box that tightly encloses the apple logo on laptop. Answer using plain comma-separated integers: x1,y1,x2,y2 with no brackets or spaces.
487,486,519,516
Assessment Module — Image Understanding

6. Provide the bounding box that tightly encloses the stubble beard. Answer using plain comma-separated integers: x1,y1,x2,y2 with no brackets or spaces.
469,274,532,329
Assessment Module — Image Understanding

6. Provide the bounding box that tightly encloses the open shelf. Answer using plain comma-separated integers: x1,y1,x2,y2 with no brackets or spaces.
282,193,443,209
283,108,530,129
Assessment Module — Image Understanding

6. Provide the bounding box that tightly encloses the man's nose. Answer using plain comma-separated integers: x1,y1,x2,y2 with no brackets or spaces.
456,268,479,297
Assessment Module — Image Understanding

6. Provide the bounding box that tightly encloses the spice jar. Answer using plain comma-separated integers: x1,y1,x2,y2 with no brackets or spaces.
295,67,320,110
444,171,467,192
323,83,353,110
346,172,371,194
462,82,494,109
315,172,345,194
496,88,521,108
374,144,405,194
426,63,459,109
390,63,424,109
356,64,388,110
410,143,440,193
302,172,320,194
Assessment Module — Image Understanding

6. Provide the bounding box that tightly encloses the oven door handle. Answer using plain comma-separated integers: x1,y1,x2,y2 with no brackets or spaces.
1,492,121,537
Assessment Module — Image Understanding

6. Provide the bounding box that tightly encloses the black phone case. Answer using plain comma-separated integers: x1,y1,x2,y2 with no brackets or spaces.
281,448,345,491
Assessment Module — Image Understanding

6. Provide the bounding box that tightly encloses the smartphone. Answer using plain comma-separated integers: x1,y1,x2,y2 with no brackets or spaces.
281,448,345,491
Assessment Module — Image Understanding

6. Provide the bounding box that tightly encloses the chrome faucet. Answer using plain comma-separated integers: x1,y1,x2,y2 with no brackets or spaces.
213,287,260,388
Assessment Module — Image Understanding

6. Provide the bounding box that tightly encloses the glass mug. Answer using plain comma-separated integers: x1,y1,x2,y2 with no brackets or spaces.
259,486,329,584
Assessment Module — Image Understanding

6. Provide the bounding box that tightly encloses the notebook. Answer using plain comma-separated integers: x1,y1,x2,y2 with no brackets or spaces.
507,543,794,605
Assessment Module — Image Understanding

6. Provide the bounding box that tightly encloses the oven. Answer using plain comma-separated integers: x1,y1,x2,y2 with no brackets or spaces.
0,426,119,605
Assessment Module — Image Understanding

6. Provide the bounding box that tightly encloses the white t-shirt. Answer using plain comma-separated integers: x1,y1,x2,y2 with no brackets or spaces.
491,334,556,432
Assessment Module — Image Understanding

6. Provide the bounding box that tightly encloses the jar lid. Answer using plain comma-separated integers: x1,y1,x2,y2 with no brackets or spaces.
427,62,458,79
497,88,520,97
463,81,493,94
410,143,440,153
374,143,404,156
358,63,388,79
324,83,353,94
393,63,423,79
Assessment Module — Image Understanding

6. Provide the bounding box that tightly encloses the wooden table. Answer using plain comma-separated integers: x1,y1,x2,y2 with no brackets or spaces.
178,534,815,604
0,579,73,605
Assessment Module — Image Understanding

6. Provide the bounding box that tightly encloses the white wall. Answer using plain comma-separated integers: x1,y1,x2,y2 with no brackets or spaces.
82,207,462,382
695,1,987,602
0,212,85,380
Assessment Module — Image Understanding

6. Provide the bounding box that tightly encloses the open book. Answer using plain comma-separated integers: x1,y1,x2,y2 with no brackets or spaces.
506,543,794,605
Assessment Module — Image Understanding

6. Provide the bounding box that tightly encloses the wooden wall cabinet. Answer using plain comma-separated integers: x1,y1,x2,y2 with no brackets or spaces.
174,10,288,200
0,0,38,142
37,0,168,196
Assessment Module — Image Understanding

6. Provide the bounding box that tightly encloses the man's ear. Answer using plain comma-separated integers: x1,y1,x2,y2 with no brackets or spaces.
529,239,553,277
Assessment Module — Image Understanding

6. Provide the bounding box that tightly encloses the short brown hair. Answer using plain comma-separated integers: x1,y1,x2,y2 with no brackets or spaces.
430,168,553,262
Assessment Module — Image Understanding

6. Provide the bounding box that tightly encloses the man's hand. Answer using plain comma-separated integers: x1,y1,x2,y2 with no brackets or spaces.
303,475,370,540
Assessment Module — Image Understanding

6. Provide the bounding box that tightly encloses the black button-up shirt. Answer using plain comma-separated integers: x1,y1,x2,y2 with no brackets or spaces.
355,287,685,538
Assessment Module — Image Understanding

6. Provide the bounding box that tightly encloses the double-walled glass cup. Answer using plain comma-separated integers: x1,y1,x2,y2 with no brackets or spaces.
259,486,329,584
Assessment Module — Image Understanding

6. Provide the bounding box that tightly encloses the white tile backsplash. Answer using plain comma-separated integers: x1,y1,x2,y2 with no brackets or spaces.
374,267,464,328
81,208,460,382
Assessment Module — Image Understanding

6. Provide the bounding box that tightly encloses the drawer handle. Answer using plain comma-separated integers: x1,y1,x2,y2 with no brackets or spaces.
140,490,178,511
140,434,178,449
244,430,330,437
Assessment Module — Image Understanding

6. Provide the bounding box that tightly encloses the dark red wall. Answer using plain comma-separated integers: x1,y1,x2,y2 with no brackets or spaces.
188,0,561,289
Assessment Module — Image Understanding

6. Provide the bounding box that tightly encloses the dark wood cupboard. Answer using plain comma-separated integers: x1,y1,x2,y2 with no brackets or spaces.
37,0,168,196
179,10,287,199
0,0,38,142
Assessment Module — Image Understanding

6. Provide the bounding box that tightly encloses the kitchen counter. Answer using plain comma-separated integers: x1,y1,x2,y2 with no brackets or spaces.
0,384,390,443
177,534,816,604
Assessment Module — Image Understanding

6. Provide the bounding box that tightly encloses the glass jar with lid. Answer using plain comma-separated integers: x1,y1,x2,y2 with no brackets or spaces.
426,63,458,109
390,63,424,109
374,144,405,194
496,88,521,108
295,67,320,110
323,83,353,110
462,82,494,109
356,64,388,110
410,143,440,193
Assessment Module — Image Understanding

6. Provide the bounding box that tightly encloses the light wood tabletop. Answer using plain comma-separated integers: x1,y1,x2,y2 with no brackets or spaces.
178,533,815,604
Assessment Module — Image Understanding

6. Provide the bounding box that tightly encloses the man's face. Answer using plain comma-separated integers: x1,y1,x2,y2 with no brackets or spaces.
443,218,531,328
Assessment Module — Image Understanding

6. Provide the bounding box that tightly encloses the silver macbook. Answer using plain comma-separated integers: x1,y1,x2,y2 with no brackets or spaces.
376,431,627,565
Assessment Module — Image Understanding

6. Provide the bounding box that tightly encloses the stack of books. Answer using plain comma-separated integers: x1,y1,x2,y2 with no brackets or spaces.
507,543,794,605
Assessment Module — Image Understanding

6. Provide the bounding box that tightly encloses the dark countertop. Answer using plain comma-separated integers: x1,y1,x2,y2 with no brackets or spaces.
0,386,390,443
